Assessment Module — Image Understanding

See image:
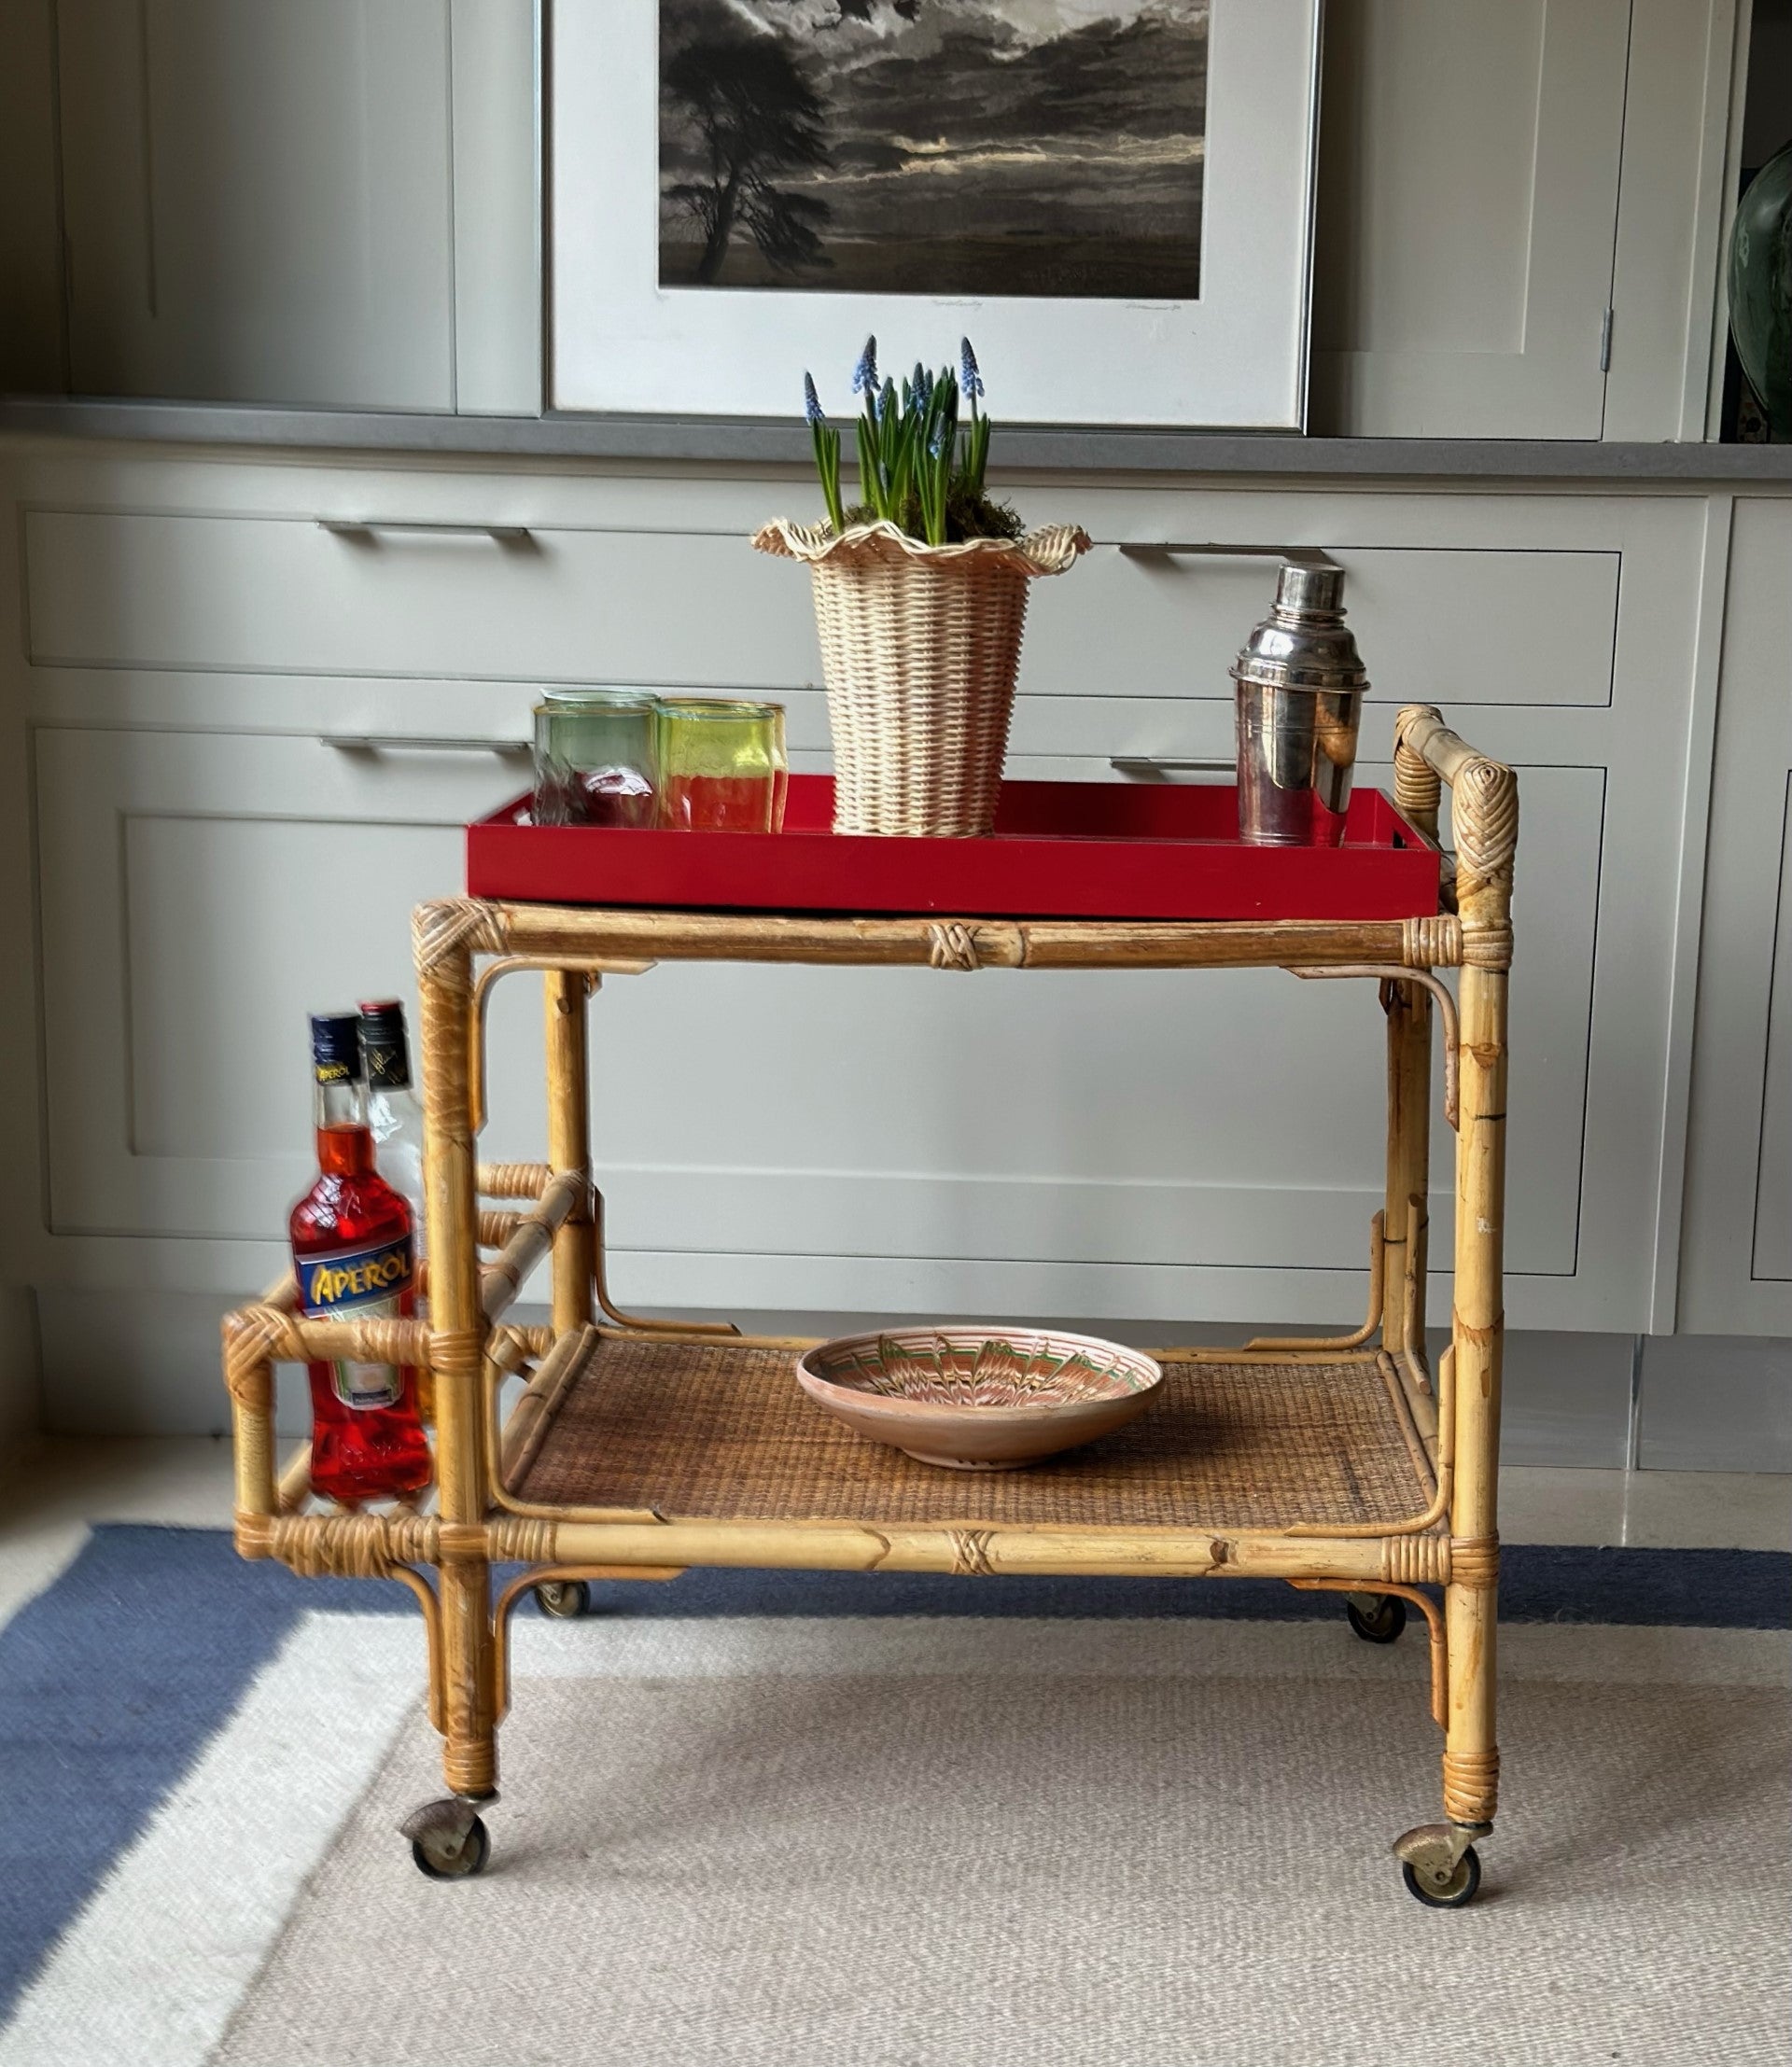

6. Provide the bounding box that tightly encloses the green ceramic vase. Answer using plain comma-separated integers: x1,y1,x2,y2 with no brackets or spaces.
1729,141,1792,440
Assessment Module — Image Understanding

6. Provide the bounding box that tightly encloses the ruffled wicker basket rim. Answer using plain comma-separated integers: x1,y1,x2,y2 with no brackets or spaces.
752,516,1090,577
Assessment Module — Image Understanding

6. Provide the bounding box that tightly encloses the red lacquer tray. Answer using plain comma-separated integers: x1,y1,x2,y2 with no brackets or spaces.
467,776,1440,923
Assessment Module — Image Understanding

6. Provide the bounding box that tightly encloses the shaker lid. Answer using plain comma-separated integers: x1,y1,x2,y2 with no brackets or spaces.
1230,559,1370,694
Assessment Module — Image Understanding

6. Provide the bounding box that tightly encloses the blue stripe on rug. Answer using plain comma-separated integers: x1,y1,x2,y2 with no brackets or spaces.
0,1529,401,2019
2,1525,1785,2023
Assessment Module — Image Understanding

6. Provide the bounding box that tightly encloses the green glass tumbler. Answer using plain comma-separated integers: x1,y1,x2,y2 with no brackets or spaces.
531,688,660,827
655,699,789,831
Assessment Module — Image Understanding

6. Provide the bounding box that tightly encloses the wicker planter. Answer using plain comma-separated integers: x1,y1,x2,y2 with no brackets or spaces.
753,518,1090,836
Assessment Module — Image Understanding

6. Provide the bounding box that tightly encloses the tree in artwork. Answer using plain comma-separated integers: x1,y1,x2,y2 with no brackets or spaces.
663,34,834,285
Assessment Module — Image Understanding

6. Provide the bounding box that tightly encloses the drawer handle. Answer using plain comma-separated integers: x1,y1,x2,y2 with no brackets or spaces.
1110,757,1235,777
322,733,531,757
319,519,534,544
1118,543,1340,566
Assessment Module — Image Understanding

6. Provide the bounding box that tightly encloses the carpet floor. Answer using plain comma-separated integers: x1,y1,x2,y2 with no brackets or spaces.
212,1621,1790,2067
1,1531,1786,2067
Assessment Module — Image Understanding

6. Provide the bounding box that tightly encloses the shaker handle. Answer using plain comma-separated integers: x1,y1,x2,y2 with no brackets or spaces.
1110,757,1235,777
1117,543,1341,566
321,733,531,756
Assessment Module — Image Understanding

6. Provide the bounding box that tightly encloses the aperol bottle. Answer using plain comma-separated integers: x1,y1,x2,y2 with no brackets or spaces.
290,1013,430,1502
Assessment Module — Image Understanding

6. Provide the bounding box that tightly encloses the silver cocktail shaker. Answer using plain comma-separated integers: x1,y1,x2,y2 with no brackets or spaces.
1231,560,1370,846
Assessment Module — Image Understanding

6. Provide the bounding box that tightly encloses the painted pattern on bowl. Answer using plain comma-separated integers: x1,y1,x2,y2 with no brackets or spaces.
796,1328,1164,1470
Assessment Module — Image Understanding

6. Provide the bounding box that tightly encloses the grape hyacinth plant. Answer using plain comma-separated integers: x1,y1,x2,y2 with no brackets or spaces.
801,336,1021,548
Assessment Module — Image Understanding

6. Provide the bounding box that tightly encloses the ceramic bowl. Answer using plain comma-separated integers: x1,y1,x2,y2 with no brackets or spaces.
795,1328,1164,1470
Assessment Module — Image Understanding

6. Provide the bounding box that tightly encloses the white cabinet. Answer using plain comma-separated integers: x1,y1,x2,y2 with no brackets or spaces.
1678,499,1792,1335
13,460,1712,1344
52,0,537,412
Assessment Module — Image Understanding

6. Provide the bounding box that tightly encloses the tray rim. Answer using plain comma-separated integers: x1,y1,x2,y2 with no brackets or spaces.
467,777,1443,925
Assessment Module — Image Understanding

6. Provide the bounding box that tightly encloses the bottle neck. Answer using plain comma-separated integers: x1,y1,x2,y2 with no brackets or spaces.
367,1052,412,1094
364,1014,413,1094
315,1077,375,1176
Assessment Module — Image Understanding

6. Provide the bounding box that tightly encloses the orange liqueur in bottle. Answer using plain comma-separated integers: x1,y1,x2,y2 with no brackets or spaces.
289,1013,430,1502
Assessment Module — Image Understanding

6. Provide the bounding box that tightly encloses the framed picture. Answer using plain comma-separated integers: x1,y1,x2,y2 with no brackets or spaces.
551,0,1321,428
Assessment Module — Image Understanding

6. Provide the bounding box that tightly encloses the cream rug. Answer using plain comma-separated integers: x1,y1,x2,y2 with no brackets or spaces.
208,1618,1790,2067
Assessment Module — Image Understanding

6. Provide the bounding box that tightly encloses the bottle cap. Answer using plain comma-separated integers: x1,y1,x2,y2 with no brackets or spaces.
310,1013,364,1085
357,999,413,1089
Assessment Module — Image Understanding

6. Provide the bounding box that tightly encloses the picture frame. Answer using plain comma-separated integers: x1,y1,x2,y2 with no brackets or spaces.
550,0,1322,429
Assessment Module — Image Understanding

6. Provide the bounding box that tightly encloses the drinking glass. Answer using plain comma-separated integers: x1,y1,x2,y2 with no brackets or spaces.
531,688,660,827
655,699,788,831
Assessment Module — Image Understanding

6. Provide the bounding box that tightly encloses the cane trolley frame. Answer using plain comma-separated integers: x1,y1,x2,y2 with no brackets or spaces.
223,705,1518,1905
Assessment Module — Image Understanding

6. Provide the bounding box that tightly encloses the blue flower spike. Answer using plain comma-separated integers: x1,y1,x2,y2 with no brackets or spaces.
852,335,879,397
959,336,984,405
803,371,825,427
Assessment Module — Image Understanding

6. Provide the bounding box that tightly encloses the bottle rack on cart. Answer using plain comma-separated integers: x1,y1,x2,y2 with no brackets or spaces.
222,704,1518,1905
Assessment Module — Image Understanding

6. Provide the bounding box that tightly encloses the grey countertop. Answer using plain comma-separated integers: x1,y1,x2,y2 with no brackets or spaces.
4,395,1791,482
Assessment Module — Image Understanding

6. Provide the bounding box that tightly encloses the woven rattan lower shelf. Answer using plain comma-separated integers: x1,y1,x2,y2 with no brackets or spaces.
505,1333,1440,1541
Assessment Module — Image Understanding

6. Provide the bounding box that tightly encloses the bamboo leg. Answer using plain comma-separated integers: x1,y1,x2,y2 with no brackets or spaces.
544,970,595,1338
1388,715,1515,1902
1381,977,1432,1360
419,914,499,1801
1441,953,1505,1836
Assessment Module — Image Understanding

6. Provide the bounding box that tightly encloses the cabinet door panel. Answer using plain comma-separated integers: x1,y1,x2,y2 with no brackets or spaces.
490,761,1603,1301
35,728,543,1237
1679,503,1792,1334
56,0,455,407
1310,0,1631,436
1754,783,1792,1281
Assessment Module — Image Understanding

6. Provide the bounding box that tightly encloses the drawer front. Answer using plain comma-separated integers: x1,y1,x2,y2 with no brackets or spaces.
1024,543,1618,706
25,508,1616,709
23,510,819,687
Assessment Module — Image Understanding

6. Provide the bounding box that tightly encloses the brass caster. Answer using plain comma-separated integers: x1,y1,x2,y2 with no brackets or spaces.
1344,1591,1407,1643
533,1579,591,1619
1393,1821,1489,1909
401,1795,496,1880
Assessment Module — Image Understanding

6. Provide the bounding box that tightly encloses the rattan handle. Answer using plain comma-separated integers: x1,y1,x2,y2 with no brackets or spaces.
1393,705,1519,954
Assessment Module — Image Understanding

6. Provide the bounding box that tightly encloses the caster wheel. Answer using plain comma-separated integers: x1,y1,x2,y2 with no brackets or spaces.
411,1812,490,1880
1402,1844,1481,1908
1346,1593,1407,1644
533,1579,590,1619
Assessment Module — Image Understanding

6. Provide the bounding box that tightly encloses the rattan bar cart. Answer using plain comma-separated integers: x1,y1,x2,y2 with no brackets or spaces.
222,704,1517,1906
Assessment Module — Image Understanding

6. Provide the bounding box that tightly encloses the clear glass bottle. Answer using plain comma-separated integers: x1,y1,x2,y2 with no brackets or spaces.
358,999,427,1262
288,1013,429,1503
